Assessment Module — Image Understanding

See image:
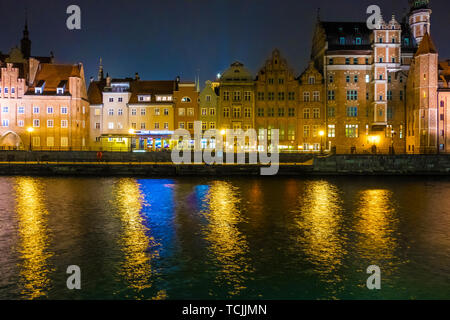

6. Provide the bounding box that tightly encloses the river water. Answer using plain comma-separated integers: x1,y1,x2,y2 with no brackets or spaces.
0,176,449,300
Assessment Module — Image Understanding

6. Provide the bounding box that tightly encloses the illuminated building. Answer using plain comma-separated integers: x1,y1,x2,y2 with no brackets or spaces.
174,80,199,137
255,49,299,151
88,67,179,151
198,80,219,133
0,22,89,150
308,0,448,154
217,62,255,133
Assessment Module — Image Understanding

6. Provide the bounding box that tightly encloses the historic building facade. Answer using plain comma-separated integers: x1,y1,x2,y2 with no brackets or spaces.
217,62,255,133
88,66,181,151
306,0,450,154
255,49,299,150
198,80,219,133
0,23,89,150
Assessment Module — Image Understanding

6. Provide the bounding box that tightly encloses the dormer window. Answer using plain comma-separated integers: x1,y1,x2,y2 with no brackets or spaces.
35,80,45,94
57,80,67,95
181,97,191,102
138,95,151,102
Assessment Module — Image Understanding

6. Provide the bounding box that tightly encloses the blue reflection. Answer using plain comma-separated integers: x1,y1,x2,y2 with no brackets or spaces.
137,179,175,259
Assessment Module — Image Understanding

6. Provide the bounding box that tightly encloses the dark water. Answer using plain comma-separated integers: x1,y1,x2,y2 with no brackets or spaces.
0,176,449,300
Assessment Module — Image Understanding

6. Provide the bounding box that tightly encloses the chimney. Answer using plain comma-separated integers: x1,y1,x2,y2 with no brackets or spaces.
135,72,140,80
106,73,111,87
90,76,94,83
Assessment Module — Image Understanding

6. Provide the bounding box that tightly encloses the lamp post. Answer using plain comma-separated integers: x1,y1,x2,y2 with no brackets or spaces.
390,130,396,155
319,130,325,154
27,127,34,151
128,128,136,153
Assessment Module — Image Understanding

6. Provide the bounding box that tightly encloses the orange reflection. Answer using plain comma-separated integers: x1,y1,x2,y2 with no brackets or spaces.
14,177,53,299
202,181,252,297
295,181,345,278
355,189,399,263
114,178,155,296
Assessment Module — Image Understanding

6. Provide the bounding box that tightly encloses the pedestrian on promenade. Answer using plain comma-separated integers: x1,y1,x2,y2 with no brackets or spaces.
96,151,103,162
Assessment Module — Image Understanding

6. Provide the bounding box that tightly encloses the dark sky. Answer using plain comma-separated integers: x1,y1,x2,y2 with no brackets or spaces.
1,0,449,87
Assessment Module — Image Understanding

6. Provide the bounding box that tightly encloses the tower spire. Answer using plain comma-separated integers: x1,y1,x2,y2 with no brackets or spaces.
21,10,31,58
98,58,104,81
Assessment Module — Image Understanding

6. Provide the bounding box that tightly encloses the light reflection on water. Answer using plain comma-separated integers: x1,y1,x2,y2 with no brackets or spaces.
199,181,253,297
294,181,346,293
1,176,449,299
14,177,53,299
114,178,154,296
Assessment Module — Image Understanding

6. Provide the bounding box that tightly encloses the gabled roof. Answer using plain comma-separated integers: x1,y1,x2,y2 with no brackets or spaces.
87,80,106,105
128,80,176,104
26,63,82,95
415,32,437,56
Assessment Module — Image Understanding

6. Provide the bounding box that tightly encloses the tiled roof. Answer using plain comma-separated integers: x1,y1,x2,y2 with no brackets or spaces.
27,63,81,94
415,32,437,56
129,80,176,104
87,80,106,104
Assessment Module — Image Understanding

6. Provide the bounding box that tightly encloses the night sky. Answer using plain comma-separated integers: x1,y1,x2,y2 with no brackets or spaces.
1,0,449,87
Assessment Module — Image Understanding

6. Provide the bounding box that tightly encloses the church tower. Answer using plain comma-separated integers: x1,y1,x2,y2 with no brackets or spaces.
408,0,432,45
406,32,439,154
20,17,31,58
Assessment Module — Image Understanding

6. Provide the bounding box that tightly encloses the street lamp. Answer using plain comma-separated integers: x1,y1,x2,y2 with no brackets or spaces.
319,130,325,154
369,135,379,154
128,128,136,152
27,127,34,151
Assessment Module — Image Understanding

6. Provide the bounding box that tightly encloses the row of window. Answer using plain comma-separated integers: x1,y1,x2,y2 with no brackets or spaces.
223,91,252,101
0,87,17,94
0,106,72,114
223,107,252,118
200,108,216,116
30,137,71,147
328,74,403,84
1,119,78,128
256,107,296,117
329,58,370,65
257,91,297,101
326,90,404,102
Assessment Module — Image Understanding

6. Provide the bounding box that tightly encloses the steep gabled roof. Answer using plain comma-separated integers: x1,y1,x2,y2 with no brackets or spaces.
87,80,106,104
415,32,437,56
27,63,81,94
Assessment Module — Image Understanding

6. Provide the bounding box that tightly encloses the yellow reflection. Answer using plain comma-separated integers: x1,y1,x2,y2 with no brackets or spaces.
14,177,53,299
114,178,155,295
202,181,252,297
296,181,345,278
356,189,398,262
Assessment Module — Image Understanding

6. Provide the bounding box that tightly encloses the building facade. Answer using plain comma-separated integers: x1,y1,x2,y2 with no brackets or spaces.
0,23,89,150
255,49,299,150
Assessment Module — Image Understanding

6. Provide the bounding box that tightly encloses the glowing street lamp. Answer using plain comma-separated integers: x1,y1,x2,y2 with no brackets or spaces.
369,135,380,154
27,127,34,151
319,130,325,154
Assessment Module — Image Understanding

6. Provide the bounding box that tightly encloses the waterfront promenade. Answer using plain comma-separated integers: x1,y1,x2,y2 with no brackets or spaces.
1,151,450,176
